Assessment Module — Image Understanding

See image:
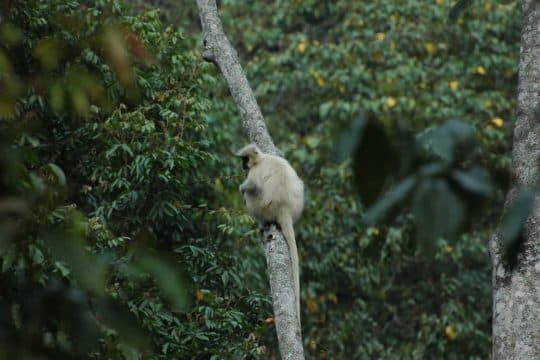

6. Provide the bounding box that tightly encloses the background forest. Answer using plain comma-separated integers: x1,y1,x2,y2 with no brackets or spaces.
0,0,521,358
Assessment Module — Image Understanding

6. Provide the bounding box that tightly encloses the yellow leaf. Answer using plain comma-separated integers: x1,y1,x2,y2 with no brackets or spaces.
338,84,345,94
424,41,436,54
304,135,320,148
449,80,459,90
297,41,307,54
214,178,224,192
375,32,385,41
436,0,444,5
475,66,487,75
196,290,204,301
316,76,326,88
445,324,457,340
306,297,319,314
386,96,397,108
491,117,504,128
327,293,338,304
484,2,492,11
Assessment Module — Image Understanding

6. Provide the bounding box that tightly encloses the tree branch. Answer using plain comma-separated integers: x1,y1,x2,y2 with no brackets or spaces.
196,1,305,358
196,0,277,155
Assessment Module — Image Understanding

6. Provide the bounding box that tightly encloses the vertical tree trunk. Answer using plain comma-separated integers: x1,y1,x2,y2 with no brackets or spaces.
490,1,540,359
195,1,305,358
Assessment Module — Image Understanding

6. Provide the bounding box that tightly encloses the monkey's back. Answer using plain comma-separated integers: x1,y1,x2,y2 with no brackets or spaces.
253,154,304,223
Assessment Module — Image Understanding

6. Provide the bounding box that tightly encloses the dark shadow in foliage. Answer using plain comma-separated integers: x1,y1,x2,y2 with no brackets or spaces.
335,114,400,207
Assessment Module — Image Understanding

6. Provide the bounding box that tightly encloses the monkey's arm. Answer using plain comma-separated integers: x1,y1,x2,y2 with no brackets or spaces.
239,179,260,196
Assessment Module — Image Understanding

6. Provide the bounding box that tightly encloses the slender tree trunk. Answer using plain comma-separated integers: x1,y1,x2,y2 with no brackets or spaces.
195,1,305,358
489,1,540,359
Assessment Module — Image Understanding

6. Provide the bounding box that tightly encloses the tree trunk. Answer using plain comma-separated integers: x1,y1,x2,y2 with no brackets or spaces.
490,1,540,359
195,1,305,358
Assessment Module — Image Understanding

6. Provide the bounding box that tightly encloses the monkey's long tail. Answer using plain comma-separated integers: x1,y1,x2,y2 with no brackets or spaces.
277,213,300,325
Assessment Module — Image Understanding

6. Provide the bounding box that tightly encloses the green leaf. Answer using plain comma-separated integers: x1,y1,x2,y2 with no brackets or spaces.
452,167,493,196
501,187,536,268
412,179,465,247
136,252,191,312
46,163,66,186
422,120,475,162
334,115,366,162
364,176,416,224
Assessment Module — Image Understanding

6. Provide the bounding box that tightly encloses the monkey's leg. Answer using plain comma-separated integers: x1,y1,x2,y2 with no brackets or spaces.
261,221,281,232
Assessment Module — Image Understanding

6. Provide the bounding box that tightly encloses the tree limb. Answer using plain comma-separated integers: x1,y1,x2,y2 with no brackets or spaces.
195,1,305,358
196,0,277,155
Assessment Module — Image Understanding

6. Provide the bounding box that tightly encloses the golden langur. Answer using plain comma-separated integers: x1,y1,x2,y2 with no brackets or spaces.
236,144,304,320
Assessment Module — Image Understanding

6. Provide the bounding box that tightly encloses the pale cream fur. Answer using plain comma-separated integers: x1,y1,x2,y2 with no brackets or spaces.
237,144,304,321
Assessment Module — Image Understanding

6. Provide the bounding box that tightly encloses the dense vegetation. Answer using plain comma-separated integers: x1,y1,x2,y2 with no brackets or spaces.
0,0,520,358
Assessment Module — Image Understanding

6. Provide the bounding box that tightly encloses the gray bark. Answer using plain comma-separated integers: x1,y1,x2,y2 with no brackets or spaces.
490,1,540,359
263,226,305,360
195,1,305,358
195,0,278,156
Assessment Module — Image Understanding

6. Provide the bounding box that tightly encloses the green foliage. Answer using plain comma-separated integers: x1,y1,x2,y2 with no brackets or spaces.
213,0,519,358
1,0,268,358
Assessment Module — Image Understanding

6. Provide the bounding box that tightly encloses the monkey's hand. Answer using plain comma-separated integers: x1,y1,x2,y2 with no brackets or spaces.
239,180,259,196
260,221,281,235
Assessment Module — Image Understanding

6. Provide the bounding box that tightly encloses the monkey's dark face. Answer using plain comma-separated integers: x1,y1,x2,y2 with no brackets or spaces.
241,156,249,170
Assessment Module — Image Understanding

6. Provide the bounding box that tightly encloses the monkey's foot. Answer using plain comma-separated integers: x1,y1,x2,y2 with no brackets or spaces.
261,221,281,233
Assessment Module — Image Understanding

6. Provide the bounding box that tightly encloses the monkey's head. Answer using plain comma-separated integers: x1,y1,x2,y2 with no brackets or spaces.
236,143,261,170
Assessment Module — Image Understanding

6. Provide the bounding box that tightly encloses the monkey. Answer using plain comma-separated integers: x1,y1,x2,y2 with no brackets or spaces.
236,143,304,322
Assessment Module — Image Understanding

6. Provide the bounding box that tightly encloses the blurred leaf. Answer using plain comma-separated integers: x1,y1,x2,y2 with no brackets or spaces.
45,163,66,186
126,32,157,66
412,179,465,247
422,120,476,162
46,220,109,295
0,50,13,74
34,39,62,71
70,85,89,116
501,187,536,269
419,162,448,177
94,299,150,352
334,115,366,162
452,167,493,196
0,23,23,45
135,252,191,312
102,26,137,94
49,82,65,112
364,176,416,224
